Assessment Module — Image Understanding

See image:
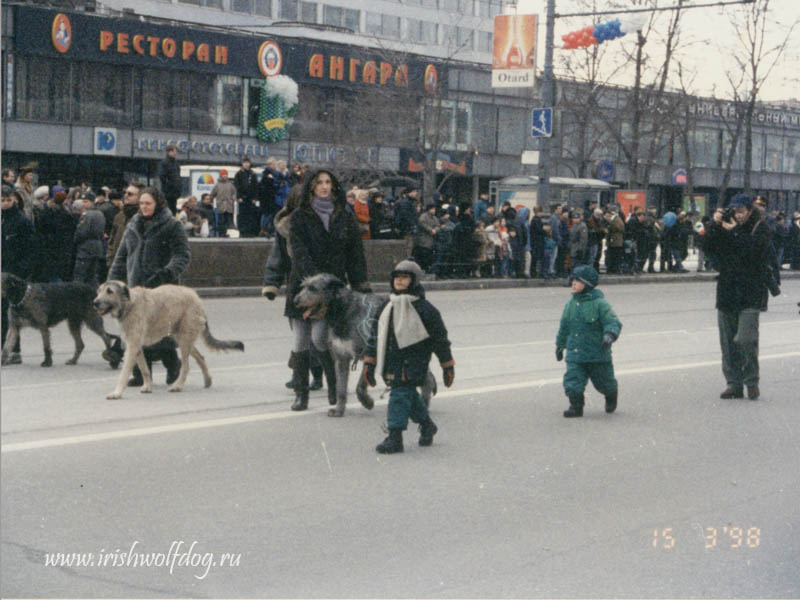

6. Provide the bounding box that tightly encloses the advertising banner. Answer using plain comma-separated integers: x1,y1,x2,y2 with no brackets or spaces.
683,194,707,216
491,14,537,88
14,6,445,92
400,149,473,175
615,189,646,216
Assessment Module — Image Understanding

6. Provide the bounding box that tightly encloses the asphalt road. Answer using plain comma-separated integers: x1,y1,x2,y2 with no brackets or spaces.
2,279,799,598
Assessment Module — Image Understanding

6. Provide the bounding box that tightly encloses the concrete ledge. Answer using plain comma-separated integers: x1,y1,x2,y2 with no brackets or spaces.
194,270,800,298
183,238,411,288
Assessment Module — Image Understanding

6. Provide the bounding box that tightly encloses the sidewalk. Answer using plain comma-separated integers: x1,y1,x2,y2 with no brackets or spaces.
196,248,800,298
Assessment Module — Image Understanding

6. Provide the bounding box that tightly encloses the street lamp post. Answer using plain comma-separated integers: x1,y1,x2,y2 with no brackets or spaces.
538,0,556,212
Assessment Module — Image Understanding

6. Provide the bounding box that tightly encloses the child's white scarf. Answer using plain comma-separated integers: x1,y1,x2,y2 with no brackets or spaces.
375,293,430,378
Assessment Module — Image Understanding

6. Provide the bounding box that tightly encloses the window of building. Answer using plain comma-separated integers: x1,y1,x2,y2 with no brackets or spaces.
365,13,399,38
439,0,458,12
366,12,381,36
457,27,474,50
322,5,358,30
231,0,253,13
689,129,718,169
786,137,800,175
409,19,437,44
180,0,223,6
765,135,784,172
254,0,272,16
72,62,132,126
189,73,216,131
137,68,191,130
343,8,359,31
299,1,317,22
722,130,743,170
383,15,401,38
477,31,492,52
323,5,342,26
441,24,456,47
218,75,243,134
423,100,472,151
489,0,503,17
477,0,490,17
458,0,474,15
14,55,70,122
280,0,297,20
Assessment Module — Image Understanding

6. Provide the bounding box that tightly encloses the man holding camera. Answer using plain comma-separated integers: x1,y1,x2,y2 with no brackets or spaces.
704,194,774,400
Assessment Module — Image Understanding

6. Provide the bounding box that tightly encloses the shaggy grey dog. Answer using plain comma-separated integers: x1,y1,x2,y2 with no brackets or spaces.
1,272,120,367
294,273,436,417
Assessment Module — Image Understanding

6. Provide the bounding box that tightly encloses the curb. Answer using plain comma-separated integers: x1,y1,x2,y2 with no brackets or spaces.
195,270,800,298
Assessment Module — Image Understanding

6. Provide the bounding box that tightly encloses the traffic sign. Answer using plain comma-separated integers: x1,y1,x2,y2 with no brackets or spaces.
531,107,553,137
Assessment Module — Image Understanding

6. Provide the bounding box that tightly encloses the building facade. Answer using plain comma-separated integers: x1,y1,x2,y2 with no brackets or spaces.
2,1,798,213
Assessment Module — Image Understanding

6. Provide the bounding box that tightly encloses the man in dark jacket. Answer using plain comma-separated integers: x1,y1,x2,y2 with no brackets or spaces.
234,157,260,238
2,185,36,362
72,196,106,289
704,194,771,400
453,202,478,278
157,144,181,215
362,259,454,453
36,191,75,282
530,206,545,277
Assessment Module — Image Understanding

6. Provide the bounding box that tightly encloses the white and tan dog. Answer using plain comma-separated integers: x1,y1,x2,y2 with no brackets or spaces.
94,281,244,399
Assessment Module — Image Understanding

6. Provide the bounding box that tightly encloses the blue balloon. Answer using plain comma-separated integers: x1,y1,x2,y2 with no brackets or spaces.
663,212,677,227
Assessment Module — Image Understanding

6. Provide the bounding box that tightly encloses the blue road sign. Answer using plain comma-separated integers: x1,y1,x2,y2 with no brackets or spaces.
531,107,553,138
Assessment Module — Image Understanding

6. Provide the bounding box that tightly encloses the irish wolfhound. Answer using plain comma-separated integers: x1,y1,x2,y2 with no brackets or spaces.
294,273,436,417
93,281,244,399
1,272,120,367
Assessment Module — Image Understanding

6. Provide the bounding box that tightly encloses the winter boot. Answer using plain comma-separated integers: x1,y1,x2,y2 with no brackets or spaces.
605,391,618,414
746,384,760,400
285,351,296,389
290,351,310,411
309,366,324,391
128,357,153,387
158,339,182,386
720,385,744,399
563,394,584,418
418,417,438,447
315,349,338,406
376,429,404,454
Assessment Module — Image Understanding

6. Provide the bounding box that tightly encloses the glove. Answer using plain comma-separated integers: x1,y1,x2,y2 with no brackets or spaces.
602,333,616,350
442,365,455,388
145,270,167,288
556,347,564,362
261,286,278,300
362,362,376,387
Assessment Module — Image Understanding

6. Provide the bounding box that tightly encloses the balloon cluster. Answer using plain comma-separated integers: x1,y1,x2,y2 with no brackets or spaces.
561,15,647,50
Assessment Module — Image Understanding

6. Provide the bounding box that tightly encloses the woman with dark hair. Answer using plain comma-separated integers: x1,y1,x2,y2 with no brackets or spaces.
262,185,324,393
108,186,191,387
284,169,371,411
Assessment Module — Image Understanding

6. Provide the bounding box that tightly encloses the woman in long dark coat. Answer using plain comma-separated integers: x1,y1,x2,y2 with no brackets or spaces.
285,169,371,411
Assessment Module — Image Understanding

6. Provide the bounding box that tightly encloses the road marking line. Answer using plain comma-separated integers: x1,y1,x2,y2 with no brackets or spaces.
3,351,799,454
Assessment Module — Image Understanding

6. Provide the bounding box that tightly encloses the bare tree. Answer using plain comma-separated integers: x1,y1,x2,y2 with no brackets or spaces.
725,0,799,193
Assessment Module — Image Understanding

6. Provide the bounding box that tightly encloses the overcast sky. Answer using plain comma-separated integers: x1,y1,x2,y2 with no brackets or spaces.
515,0,800,103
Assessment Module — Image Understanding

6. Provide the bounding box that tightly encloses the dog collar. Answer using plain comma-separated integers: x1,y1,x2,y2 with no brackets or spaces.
10,284,32,307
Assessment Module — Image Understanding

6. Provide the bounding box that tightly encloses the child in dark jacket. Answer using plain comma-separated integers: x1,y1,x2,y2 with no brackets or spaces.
363,259,454,453
555,265,622,417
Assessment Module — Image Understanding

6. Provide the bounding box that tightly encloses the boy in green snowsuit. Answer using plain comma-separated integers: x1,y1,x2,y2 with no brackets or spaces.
555,265,622,417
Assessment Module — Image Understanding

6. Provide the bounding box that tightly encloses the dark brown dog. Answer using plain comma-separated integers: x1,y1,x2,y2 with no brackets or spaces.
1,272,119,367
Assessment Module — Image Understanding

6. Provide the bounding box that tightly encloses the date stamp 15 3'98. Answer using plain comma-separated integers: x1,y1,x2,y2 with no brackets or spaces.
652,526,761,550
